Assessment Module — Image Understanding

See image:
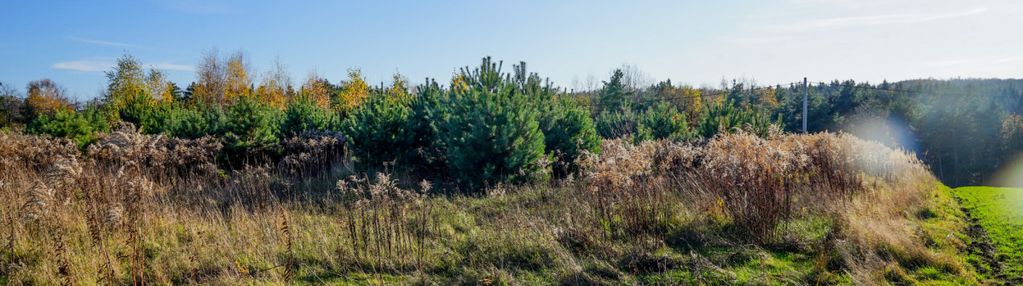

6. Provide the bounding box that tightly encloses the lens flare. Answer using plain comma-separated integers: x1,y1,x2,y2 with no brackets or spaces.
990,153,1023,188
846,116,918,154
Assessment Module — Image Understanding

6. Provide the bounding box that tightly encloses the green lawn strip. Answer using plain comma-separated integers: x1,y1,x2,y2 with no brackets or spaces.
954,186,1023,282
898,184,979,285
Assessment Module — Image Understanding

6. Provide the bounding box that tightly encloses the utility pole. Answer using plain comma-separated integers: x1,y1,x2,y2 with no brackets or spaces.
802,77,808,133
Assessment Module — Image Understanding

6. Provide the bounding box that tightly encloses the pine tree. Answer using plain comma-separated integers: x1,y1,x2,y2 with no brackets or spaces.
599,69,632,113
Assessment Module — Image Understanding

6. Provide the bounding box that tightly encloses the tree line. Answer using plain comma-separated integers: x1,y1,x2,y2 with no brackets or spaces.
622,77,1023,186
1,52,1019,187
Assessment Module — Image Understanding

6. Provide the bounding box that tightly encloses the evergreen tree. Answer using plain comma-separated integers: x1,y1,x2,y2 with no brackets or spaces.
437,57,547,191
598,69,632,113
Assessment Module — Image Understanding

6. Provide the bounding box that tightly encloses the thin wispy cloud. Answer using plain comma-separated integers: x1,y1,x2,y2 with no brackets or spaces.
53,58,194,73
51,59,113,72
69,36,141,48
152,62,195,72
769,7,988,32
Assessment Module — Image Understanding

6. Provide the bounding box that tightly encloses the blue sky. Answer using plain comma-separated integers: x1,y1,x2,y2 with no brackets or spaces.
2,0,1022,100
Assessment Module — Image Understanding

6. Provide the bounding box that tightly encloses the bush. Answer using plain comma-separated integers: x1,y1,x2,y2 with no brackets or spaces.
281,96,335,138
223,97,281,155
406,80,447,172
437,58,548,191
26,108,109,148
343,91,415,168
595,110,646,141
542,99,600,177
640,102,692,141
164,104,227,139
23,79,72,122
115,92,166,134
0,90,25,127
698,101,777,138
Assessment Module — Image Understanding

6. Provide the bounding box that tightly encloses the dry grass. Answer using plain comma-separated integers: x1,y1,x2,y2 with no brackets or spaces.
0,128,979,284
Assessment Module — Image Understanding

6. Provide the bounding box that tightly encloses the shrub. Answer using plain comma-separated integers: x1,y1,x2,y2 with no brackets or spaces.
406,80,447,172
164,104,227,139
542,99,600,177
343,91,415,168
23,79,72,121
115,91,166,134
223,96,281,155
698,101,777,138
437,58,547,191
595,110,647,141
640,102,692,141
26,108,109,148
280,96,335,138
0,83,25,127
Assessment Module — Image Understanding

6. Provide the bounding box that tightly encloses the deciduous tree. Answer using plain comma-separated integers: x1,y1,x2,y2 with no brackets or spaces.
300,72,332,109
335,69,369,112
24,79,71,120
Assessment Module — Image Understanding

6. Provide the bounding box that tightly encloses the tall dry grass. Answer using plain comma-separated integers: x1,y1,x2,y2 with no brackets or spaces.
0,128,970,284
574,131,957,282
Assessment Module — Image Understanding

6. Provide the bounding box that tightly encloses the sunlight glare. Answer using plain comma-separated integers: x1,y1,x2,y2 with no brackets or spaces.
990,153,1023,188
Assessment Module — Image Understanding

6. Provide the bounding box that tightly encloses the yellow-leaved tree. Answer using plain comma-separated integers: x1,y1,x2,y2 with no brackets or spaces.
300,72,333,109
756,86,778,108
652,80,703,120
192,49,253,106
334,69,368,112
387,73,409,100
104,54,178,123
224,51,252,104
105,55,148,111
145,68,175,104
681,86,703,119
256,57,291,109
24,79,71,120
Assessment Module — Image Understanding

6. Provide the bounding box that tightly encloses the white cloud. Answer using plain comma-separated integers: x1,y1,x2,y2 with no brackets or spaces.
69,36,140,48
52,58,194,73
152,62,195,72
51,59,114,72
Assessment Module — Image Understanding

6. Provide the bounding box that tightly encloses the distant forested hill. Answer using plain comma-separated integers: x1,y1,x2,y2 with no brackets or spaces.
727,78,1023,186
586,76,1022,186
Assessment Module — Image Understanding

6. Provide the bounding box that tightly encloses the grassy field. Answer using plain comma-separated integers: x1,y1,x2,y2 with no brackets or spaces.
0,130,989,284
954,186,1023,283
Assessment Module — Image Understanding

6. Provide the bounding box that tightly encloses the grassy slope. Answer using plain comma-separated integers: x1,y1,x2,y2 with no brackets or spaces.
954,186,1023,283
896,183,984,286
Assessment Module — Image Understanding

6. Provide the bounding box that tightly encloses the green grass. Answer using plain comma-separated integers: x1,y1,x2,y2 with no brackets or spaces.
954,186,1023,282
